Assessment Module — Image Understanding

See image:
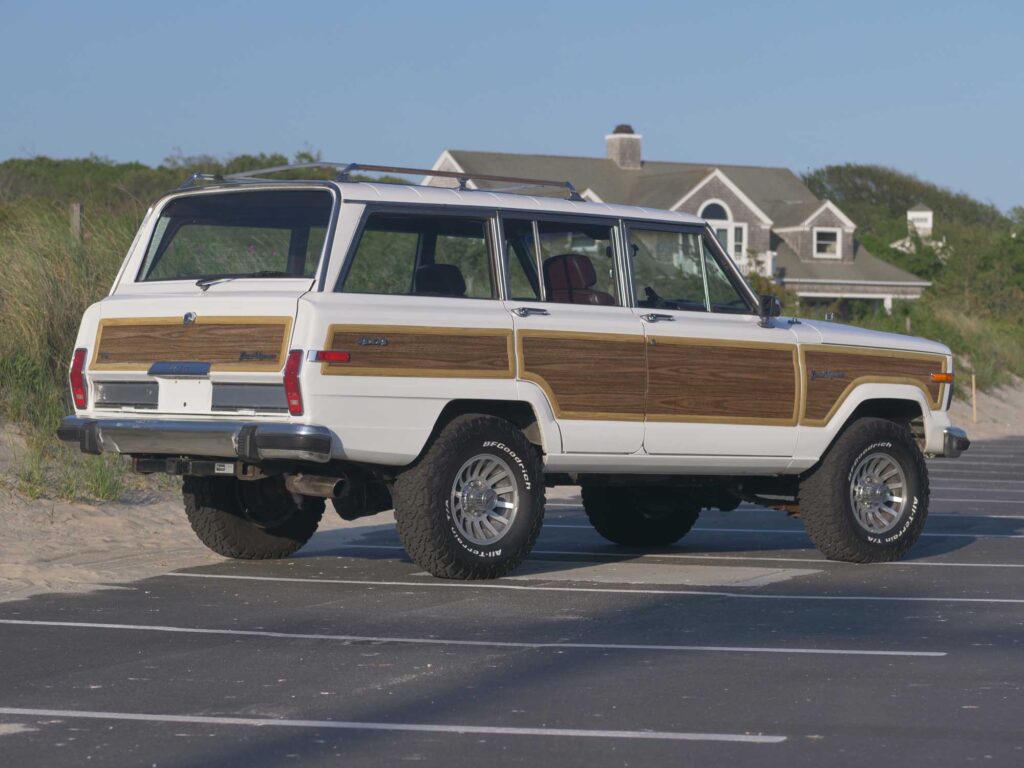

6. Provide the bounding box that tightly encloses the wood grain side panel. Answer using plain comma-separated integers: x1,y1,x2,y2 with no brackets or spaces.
92,317,291,372
518,332,646,421
647,339,798,424
322,325,514,378
802,347,945,424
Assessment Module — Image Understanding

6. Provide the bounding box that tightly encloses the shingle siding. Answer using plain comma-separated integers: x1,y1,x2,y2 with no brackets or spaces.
673,176,771,255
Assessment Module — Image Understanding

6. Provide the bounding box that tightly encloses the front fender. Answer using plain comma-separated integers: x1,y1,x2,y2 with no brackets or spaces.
793,383,943,467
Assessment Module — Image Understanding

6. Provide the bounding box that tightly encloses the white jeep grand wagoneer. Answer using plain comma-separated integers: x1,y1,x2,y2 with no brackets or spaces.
58,163,970,578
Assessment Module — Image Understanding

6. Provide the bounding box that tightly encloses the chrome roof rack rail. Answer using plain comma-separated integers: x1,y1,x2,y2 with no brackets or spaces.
178,172,225,189
178,162,583,201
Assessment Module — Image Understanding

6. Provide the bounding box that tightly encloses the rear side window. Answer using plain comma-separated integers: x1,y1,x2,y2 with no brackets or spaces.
342,212,496,299
138,190,332,282
538,221,618,305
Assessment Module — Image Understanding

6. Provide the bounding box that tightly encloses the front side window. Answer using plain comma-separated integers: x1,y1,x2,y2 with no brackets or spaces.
342,212,496,298
703,238,752,313
139,190,332,282
630,228,708,312
629,226,753,314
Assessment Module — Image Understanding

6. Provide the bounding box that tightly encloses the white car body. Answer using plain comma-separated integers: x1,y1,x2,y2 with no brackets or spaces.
61,177,963,476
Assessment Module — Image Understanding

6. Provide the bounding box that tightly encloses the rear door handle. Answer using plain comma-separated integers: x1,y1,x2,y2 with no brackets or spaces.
641,313,675,323
512,307,550,317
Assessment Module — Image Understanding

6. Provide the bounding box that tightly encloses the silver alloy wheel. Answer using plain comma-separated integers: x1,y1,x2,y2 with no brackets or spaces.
849,451,908,534
450,453,520,546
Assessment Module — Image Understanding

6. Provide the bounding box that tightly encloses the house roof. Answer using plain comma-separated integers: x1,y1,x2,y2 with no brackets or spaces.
774,241,930,287
443,149,823,226
909,203,932,212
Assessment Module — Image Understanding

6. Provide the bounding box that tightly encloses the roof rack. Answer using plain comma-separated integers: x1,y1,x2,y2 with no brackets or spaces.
178,161,583,201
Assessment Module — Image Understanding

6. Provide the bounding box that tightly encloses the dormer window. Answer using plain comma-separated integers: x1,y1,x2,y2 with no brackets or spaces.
813,227,842,259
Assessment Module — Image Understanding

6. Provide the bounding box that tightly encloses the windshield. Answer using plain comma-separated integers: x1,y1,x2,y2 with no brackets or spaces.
137,189,333,282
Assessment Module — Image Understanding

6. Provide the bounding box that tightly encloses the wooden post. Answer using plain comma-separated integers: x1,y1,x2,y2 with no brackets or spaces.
905,315,912,334
972,373,977,424
69,202,83,242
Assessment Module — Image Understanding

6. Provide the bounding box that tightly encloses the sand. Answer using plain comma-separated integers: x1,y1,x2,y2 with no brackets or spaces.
949,376,1024,440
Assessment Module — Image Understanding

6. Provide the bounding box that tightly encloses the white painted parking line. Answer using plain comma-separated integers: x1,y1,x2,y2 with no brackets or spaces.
323,542,1024,569
0,707,786,744
545,525,1024,540
933,481,1024,487
0,619,945,658
170,572,1024,604
930,498,1024,504
932,513,1024,520
549,503,1024,519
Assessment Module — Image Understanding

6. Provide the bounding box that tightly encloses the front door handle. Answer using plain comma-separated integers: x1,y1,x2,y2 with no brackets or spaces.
641,313,675,323
512,307,550,317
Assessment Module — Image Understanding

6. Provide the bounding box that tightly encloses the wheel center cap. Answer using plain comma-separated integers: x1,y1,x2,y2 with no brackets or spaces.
855,482,888,506
463,483,497,515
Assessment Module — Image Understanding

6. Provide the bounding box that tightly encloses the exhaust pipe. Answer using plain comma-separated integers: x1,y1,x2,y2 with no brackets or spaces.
285,473,346,499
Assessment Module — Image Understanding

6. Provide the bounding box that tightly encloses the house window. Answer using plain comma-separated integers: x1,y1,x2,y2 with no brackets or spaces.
813,227,842,259
733,225,745,261
699,202,729,220
698,200,749,269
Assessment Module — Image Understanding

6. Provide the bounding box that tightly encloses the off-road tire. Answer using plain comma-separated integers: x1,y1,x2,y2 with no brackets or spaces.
582,486,701,546
392,414,545,579
799,417,929,563
183,475,324,559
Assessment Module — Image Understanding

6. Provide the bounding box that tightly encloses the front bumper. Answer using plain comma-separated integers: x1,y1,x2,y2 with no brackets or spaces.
942,426,971,459
56,416,333,463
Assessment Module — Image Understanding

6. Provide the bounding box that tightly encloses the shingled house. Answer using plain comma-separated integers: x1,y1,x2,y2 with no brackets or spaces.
426,126,929,313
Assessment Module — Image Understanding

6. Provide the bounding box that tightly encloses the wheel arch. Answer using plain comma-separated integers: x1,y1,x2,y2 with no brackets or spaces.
795,384,933,469
427,399,555,455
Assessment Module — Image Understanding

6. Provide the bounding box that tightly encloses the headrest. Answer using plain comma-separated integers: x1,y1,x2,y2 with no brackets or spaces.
414,263,466,297
544,253,598,292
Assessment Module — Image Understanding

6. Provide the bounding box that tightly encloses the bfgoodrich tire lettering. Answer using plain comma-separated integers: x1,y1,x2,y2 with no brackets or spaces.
799,417,929,563
183,476,324,559
392,414,545,579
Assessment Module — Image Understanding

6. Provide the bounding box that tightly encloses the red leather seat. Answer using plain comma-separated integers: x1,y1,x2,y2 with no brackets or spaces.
543,253,615,306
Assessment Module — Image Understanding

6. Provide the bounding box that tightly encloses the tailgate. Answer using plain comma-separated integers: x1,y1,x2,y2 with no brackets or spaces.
87,290,304,417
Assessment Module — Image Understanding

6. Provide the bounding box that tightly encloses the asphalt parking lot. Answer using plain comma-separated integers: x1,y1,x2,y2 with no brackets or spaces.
2,437,1023,767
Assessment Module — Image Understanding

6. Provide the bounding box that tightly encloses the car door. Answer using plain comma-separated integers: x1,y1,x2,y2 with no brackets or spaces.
500,214,646,454
299,205,517,462
624,222,801,457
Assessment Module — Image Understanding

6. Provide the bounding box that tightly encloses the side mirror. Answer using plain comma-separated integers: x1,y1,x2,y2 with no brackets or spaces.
758,295,782,327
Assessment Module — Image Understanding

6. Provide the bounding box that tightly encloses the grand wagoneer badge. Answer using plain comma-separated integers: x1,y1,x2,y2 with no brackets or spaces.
810,369,847,380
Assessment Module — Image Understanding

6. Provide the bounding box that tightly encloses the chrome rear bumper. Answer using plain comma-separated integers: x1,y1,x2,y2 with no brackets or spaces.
57,416,333,463
942,426,971,458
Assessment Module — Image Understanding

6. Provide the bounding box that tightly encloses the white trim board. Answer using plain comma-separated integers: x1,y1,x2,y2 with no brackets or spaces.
775,201,856,232
785,278,932,287
670,168,774,226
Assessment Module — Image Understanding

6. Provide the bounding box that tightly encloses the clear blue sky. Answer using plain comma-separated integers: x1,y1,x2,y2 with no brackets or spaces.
3,0,1021,210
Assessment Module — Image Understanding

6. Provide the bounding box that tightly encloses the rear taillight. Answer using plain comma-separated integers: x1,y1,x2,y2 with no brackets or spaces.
283,349,304,416
70,348,88,409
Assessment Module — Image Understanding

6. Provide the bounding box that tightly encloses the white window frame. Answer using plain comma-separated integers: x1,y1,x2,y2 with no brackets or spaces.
699,199,749,269
813,226,843,260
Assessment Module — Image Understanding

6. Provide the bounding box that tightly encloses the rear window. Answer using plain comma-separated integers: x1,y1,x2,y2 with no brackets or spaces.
137,190,333,282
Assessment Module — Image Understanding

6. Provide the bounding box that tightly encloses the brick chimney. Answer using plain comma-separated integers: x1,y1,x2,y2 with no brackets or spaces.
605,124,642,169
